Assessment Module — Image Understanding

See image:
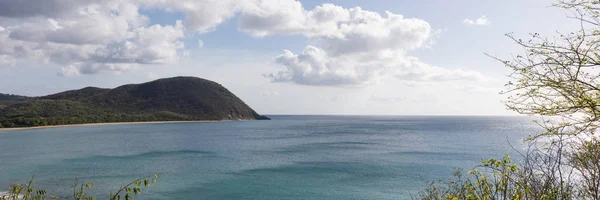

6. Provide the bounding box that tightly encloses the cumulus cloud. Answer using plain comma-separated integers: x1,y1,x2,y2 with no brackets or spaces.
240,3,431,55
89,21,184,65
7,4,148,45
265,46,486,86
0,0,249,75
0,0,487,84
139,0,245,32
463,16,490,25
246,0,485,86
0,1,185,75
265,46,389,86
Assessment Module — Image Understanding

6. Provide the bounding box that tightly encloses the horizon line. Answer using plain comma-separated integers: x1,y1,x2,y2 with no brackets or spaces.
262,114,527,117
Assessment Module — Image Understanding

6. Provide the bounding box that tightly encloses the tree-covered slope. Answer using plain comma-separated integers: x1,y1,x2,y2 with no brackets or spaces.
0,77,269,128
0,93,28,107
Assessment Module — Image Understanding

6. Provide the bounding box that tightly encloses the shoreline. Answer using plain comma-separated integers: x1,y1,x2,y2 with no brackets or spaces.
0,120,230,131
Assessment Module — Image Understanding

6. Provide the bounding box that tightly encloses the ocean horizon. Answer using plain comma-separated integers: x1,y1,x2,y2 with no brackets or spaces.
0,115,539,199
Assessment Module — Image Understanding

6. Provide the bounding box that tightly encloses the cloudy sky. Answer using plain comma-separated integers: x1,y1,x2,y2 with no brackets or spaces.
0,0,579,115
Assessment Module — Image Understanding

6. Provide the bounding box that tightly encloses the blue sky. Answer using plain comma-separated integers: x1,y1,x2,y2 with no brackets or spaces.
0,0,579,115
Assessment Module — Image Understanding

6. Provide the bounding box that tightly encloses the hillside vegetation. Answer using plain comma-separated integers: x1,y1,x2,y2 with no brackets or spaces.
0,93,28,108
0,77,269,128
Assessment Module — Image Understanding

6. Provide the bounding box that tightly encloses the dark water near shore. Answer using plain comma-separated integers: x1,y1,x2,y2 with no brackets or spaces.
0,115,538,199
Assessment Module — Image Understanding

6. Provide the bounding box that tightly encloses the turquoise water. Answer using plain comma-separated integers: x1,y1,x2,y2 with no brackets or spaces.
0,116,538,199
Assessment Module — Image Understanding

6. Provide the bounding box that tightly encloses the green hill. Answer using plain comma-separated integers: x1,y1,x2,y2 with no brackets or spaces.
0,93,29,107
0,77,269,128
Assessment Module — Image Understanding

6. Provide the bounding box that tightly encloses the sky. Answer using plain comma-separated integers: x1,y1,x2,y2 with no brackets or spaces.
0,0,581,115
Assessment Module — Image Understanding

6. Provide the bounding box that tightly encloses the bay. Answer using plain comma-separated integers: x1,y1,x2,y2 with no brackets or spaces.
0,115,538,199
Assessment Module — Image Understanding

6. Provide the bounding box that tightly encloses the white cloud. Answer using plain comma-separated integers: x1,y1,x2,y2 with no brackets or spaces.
394,58,487,82
139,0,245,33
0,1,184,75
241,0,484,86
0,0,243,75
0,0,487,85
238,0,307,37
463,16,490,25
47,18,63,30
266,46,388,86
239,3,431,55
266,46,486,86
89,21,184,65
57,65,81,77
8,3,148,45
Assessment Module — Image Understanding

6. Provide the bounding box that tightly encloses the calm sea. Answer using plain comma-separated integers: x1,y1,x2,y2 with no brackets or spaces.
0,115,538,199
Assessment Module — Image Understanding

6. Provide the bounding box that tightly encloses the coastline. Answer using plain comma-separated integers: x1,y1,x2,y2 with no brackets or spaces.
0,120,229,131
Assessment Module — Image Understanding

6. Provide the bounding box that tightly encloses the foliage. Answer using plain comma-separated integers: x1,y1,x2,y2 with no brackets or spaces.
0,174,159,200
415,140,594,200
415,156,528,200
570,138,600,199
0,93,27,101
0,76,269,128
490,0,600,139
0,93,28,107
417,0,600,199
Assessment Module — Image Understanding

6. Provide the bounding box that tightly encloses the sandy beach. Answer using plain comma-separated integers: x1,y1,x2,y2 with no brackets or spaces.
0,120,225,131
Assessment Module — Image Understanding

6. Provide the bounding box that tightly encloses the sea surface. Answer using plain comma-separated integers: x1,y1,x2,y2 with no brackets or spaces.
0,115,539,199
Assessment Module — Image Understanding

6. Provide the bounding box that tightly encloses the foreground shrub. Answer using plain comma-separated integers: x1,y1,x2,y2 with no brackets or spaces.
416,155,527,200
414,151,584,200
0,174,159,200
417,0,600,198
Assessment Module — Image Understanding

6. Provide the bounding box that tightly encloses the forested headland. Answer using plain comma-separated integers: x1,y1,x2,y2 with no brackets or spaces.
0,77,269,128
